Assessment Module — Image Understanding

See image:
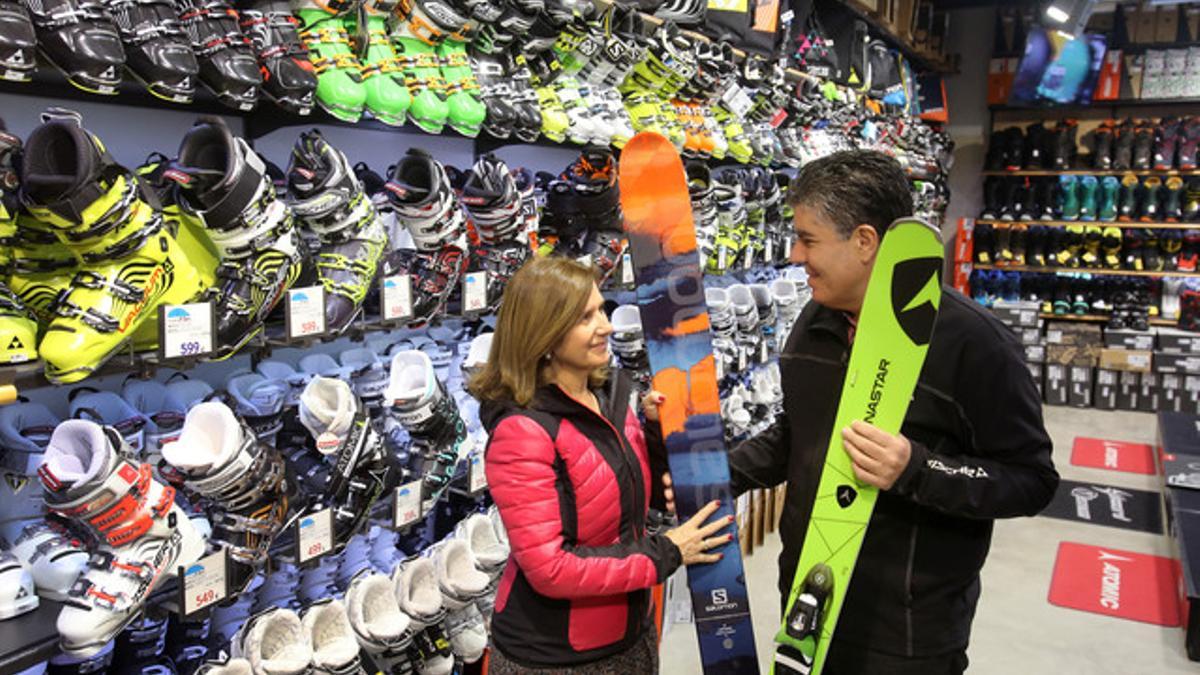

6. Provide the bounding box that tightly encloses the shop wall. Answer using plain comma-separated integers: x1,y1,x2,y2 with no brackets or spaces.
942,5,997,230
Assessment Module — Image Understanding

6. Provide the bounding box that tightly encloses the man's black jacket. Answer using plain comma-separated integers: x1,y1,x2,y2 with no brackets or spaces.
729,286,1059,657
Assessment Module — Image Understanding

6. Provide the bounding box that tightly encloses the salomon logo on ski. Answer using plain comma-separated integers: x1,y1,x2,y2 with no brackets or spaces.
891,257,942,346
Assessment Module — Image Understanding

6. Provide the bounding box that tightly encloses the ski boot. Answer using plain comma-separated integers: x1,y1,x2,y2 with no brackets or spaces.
0,0,35,82
1162,229,1183,271
433,15,485,137
24,0,124,93
383,148,468,324
434,538,488,664
470,49,518,139
460,153,530,313
1091,120,1114,170
302,599,365,674
227,371,289,443
167,117,305,359
20,114,207,383
1050,119,1077,170
1027,225,1047,267
104,0,198,102
68,388,151,455
1112,118,1134,170
384,349,472,506
1098,175,1119,222
392,556,454,675
120,378,188,469
387,0,451,133
1122,228,1144,271
299,376,396,549
292,0,366,121
286,129,387,335
1117,172,1139,222
1102,226,1121,269
346,570,421,673
1143,229,1164,271
1010,223,1028,266
453,512,506,622
162,401,289,594
1078,175,1098,221
1058,174,1080,221
176,0,262,110
230,607,313,675
610,304,649,392
38,420,206,657
1180,117,1200,171
1181,229,1200,272
1036,178,1056,220
1133,121,1154,170
1165,176,1185,222
347,0,415,126
238,1,318,115
1155,116,1181,170
1141,176,1162,222
1080,225,1102,267
1055,225,1083,267
688,162,718,270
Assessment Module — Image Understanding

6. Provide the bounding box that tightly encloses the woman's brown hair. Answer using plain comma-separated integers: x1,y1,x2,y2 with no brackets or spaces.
469,256,607,406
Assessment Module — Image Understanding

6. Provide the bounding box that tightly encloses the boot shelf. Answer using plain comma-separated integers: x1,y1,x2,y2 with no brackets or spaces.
975,218,1199,230
1034,312,1177,327
982,169,1200,177
973,264,1200,278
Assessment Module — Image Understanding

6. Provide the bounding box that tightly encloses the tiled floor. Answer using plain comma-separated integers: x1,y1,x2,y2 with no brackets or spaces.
659,406,1197,674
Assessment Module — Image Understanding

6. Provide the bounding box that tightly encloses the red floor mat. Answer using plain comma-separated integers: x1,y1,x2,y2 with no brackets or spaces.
1070,437,1156,475
1048,541,1181,626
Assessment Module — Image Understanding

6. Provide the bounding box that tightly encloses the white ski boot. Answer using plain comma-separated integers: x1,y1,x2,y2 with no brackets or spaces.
433,539,489,663
0,550,38,618
392,557,453,675
346,569,419,673
231,606,314,675
453,512,507,623
195,658,254,675
39,420,206,657
302,598,366,674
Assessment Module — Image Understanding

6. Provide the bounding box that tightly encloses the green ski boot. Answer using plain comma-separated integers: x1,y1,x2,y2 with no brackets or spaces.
1058,175,1080,221
435,22,485,137
294,0,367,122
1078,175,1098,221
387,0,450,133
1098,175,1119,222
352,0,412,126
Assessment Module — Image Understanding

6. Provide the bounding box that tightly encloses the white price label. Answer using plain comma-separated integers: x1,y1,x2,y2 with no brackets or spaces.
718,247,728,271
621,252,635,285
180,549,227,616
764,239,774,263
722,86,755,119
715,356,725,382
160,302,214,359
738,349,747,371
462,272,488,314
297,507,334,564
759,340,769,364
286,286,326,339
469,451,487,493
381,275,413,322
393,481,423,529
743,248,754,270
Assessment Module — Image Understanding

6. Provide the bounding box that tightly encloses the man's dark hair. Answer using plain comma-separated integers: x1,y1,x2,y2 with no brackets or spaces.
787,150,914,239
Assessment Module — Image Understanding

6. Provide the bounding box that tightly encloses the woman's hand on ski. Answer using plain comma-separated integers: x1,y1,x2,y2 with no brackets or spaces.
641,390,666,422
662,472,675,516
665,499,734,565
841,420,912,490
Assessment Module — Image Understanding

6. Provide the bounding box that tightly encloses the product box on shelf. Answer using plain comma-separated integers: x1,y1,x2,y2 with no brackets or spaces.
1047,343,1100,367
1158,328,1200,354
1156,5,1181,43
1118,370,1142,411
1045,321,1102,346
1105,328,1156,351
1186,376,1200,416
1024,343,1046,364
1141,372,1163,412
1099,348,1153,373
1155,352,1200,376
1045,363,1069,406
1095,369,1119,410
1016,325,1044,347
1094,49,1123,101
1069,366,1094,408
1027,362,1044,397
991,300,1040,329
1162,373,1188,414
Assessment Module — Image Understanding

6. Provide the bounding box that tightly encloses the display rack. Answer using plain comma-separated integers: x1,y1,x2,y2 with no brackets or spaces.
973,263,1196,278
975,218,1197,230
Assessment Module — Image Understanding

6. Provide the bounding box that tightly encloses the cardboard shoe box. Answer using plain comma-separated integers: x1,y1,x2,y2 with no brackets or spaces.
1099,348,1153,373
1045,321,1103,346
1156,351,1200,376
1069,366,1094,408
1047,343,1101,367
1140,372,1163,412
1045,363,1069,406
1118,370,1142,411
1159,329,1200,354
1104,328,1156,351
1095,369,1119,410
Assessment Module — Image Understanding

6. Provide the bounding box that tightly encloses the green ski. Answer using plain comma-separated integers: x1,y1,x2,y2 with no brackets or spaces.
773,217,944,675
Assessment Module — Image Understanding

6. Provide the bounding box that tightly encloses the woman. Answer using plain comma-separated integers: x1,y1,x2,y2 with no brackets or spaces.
471,256,732,673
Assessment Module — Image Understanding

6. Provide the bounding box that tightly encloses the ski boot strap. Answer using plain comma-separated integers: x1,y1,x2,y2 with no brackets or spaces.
179,2,252,58
165,138,274,235
23,0,111,28
43,458,173,548
108,0,189,45
393,193,465,251
181,430,285,512
292,187,376,243
393,0,467,44
210,202,296,260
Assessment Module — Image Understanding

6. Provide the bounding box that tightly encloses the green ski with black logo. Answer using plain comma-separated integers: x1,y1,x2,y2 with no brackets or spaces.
773,217,944,675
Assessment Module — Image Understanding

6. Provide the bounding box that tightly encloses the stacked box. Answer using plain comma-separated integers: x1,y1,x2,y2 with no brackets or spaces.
1096,348,1154,411
1157,329,1200,415
993,302,1046,396
1044,322,1102,407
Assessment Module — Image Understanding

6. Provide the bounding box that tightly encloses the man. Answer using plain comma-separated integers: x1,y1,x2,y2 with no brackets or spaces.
729,150,1059,674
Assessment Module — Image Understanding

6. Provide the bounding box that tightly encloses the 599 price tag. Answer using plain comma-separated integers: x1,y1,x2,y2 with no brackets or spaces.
178,549,229,617
296,507,334,565
159,302,215,360
286,286,327,339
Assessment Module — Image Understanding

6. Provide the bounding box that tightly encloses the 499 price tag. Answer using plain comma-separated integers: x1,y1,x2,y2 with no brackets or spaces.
178,549,229,617
296,507,334,565
286,286,327,339
159,302,215,360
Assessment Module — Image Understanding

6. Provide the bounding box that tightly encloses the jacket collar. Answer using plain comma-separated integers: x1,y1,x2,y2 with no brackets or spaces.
531,369,633,429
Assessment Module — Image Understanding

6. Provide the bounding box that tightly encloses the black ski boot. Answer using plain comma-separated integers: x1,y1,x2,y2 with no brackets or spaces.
1162,230,1183,270
1155,116,1181,170
1092,120,1114,170
1112,118,1135,170
177,0,262,110
238,1,317,115
1035,178,1056,220
1023,122,1048,169
469,49,518,140
1016,179,1037,221
1027,225,1047,266
1179,117,1200,171
1003,126,1024,171
1118,173,1139,222
24,0,125,93
1051,119,1077,170
998,177,1019,221
979,177,1003,220
1122,228,1144,271
105,0,199,102
1132,121,1154,170
1140,176,1162,222
984,130,1006,171
1165,176,1185,222
0,0,36,82
1142,228,1163,271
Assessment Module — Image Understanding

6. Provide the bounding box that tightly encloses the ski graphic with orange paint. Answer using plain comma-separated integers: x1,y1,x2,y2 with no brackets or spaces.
619,132,758,674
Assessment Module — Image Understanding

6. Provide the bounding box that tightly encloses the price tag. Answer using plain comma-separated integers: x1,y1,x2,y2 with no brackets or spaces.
715,355,725,382
718,247,727,271
381,275,413,322
178,549,228,617
621,252,635,285
759,340,769,364
721,85,754,119
469,451,487,493
738,349,747,372
159,302,215,360
296,507,334,564
764,239,774,264
393,480,423,529
462,272,488,315
286,286,326,339
743,248,754,270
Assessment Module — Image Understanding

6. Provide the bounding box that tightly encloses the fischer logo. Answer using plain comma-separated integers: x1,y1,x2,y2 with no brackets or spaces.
1097,550,1133,610
863,358,890,423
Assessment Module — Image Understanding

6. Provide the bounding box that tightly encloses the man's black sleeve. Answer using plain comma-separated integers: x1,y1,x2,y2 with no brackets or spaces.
891,323,1059,519
728,416,791,497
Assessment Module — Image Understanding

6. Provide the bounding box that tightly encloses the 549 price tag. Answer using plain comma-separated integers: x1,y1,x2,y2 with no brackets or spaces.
159,302,215,360
286,286,327,340
296,507,334,565
178,549,229,617
393,480,423,529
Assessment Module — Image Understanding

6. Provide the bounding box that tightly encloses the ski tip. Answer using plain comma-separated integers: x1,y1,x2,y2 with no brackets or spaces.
886,217,943,244
622,131,675,156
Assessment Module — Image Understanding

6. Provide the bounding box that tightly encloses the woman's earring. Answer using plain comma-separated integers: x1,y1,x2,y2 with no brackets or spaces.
543,353,552,362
